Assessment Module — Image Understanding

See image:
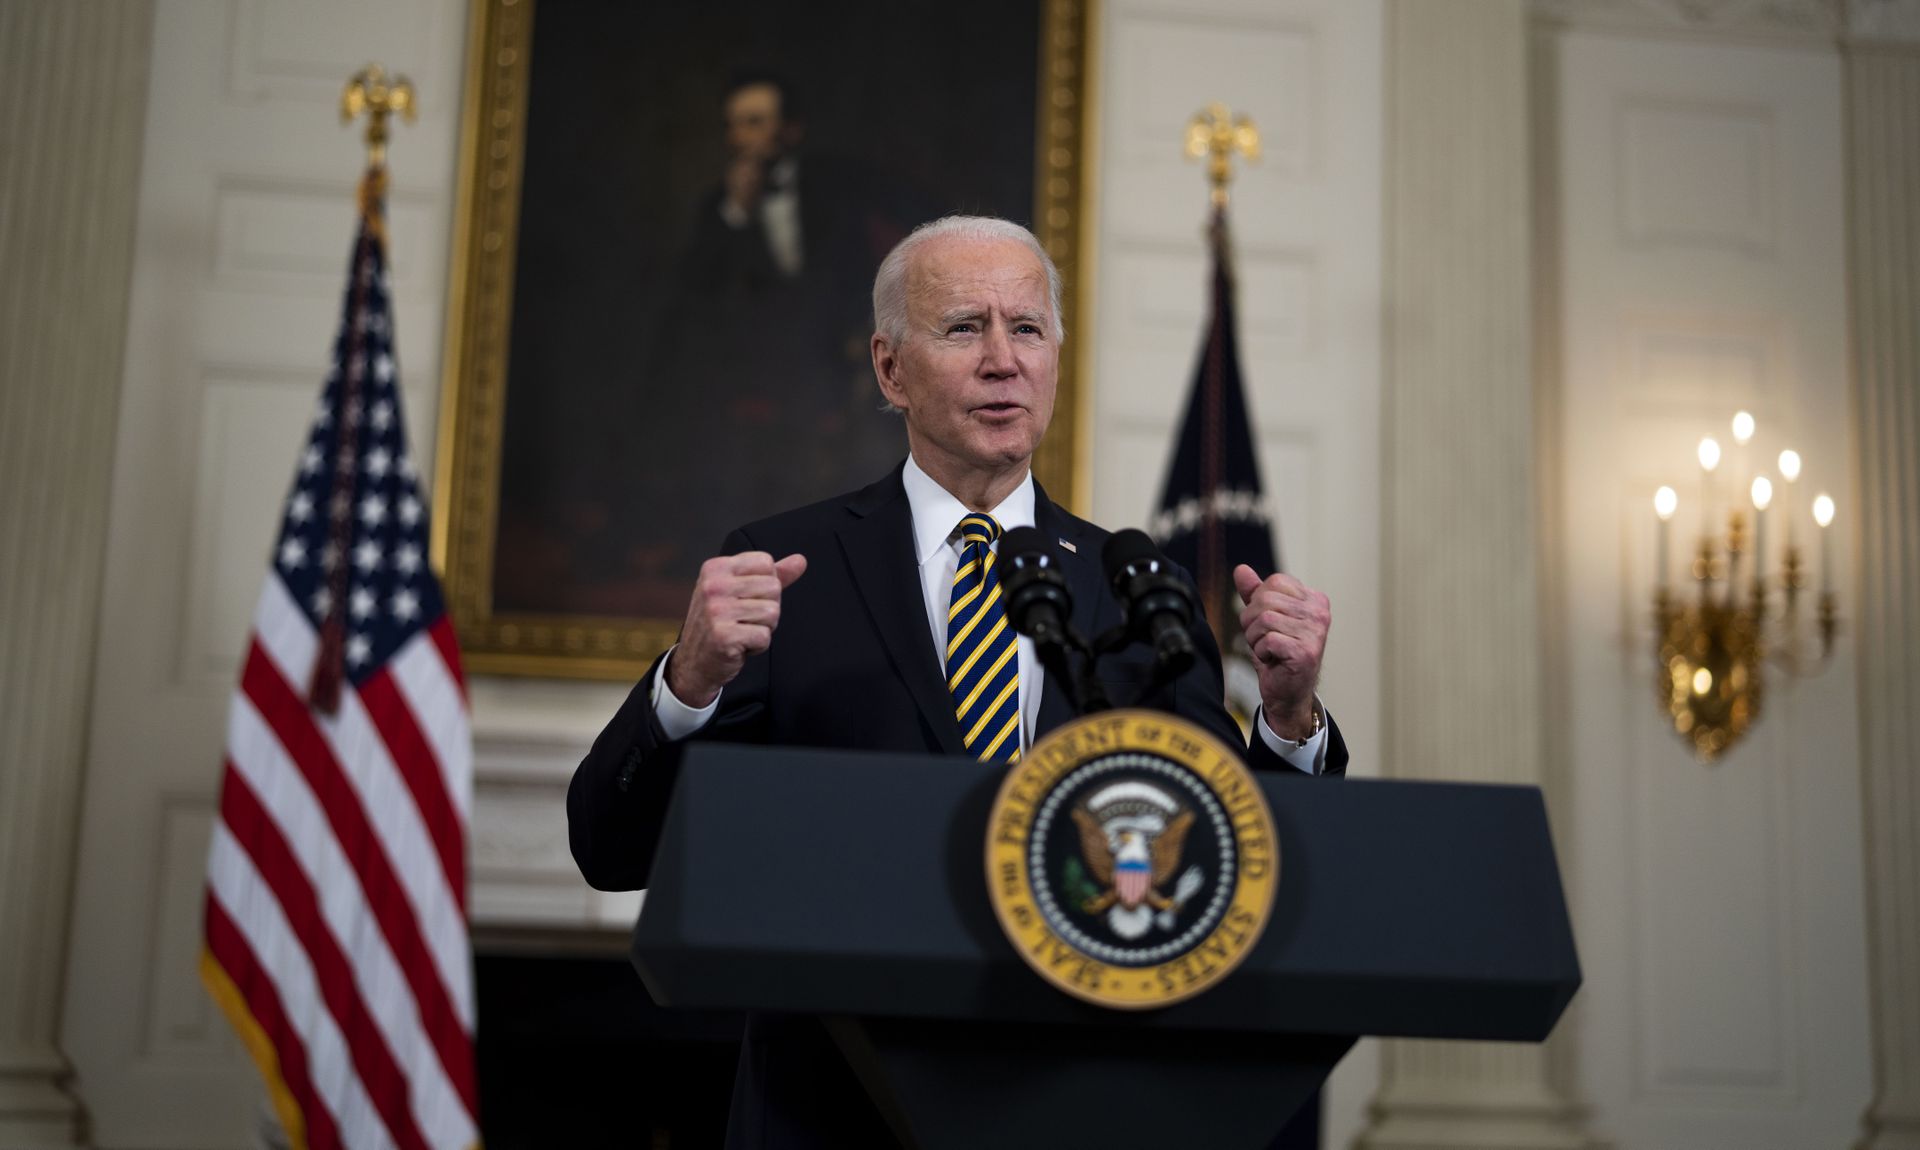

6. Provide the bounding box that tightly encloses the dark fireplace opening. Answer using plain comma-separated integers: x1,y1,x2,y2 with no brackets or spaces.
476,952,743,1148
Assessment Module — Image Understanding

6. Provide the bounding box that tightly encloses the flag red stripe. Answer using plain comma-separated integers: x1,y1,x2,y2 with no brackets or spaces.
218,766,435,1150
205,893,346,1150
357,668,467,912
241,641,480,1113
427,616,466,697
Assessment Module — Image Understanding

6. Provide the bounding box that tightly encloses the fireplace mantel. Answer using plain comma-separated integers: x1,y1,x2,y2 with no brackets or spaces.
468,676,644,939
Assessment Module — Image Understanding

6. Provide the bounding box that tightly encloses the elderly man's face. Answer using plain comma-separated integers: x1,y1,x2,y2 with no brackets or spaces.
874,236,1058,486
724,83,785,162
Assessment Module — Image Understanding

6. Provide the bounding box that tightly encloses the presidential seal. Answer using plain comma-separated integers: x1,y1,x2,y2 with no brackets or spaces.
985,710,1279,1009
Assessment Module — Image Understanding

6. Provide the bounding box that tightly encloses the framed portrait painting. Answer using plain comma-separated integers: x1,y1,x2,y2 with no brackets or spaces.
433,0,1091,679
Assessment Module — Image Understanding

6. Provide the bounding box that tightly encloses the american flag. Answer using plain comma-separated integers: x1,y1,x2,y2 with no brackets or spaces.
200,177,479,1150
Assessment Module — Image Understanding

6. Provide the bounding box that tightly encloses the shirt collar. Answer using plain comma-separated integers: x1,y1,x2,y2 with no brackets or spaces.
901,453,1036,565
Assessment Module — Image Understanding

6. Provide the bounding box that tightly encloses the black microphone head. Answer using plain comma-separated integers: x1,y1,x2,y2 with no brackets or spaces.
1102,528,1197,652
1000,525,1055,567
1000,526,1073,646
1101,528,1162,584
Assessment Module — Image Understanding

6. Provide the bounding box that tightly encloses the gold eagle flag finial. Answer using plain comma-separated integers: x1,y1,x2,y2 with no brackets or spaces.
341,64,416,229
1184,101,1260,209
342,64,416,169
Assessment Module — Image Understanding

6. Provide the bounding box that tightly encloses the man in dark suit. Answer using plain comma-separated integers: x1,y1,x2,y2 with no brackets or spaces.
570,216,1345,1147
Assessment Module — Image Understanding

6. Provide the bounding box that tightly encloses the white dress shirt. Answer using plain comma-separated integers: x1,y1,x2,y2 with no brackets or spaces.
653,454,1328,773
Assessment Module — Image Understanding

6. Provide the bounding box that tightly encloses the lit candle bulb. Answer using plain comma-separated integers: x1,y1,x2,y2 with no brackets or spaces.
1779,450,1802,554
1654,486,1678,589
1731,412,1756,499
1813,493,1835,593
1750,476,1772,582
1698,437,1721,539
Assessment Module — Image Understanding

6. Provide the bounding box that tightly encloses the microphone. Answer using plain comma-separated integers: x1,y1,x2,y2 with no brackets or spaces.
1000,527,1073,649
1101,529,1197,676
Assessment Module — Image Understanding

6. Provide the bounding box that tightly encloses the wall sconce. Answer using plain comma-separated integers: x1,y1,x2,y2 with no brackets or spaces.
1650,412,1839,761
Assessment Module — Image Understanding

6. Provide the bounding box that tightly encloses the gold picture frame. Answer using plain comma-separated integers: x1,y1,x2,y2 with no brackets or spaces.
432,0,1092,681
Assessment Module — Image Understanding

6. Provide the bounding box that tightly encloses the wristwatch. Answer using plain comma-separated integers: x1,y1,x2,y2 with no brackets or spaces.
1271,699,1324,749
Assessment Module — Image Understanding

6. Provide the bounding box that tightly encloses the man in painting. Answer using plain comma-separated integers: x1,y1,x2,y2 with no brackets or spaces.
652,72,906,523
576,215,1345,1146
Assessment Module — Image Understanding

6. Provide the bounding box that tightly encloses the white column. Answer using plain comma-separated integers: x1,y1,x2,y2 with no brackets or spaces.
1358,3,1593,1147
1846,12,1920,1150
0,2,153,1144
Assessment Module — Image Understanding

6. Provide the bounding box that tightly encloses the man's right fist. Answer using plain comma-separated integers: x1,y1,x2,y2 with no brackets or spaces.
665,551,808,707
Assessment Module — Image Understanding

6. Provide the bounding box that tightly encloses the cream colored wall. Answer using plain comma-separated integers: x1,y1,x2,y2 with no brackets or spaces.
1539,5,1872,1148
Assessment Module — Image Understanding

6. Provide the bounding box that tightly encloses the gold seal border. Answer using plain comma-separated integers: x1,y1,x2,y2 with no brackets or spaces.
985,710,1280,1010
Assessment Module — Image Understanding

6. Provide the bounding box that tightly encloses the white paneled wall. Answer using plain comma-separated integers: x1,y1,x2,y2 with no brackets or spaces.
1088,2,1384,1144
1543,16,1872,1150
56,1,468,1144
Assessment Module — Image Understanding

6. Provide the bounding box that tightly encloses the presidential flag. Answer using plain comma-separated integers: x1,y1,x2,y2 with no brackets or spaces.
200,171,479,1150
1148,206,1282,719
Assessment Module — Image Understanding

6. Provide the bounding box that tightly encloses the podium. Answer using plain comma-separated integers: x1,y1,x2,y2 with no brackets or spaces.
631,744,1580,1149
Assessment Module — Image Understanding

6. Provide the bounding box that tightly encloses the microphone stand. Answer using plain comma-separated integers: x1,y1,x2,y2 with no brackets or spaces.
1027,619,1192,717
1037,628,1111,715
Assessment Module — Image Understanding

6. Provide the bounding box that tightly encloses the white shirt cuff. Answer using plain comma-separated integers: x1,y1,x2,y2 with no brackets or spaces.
1255,698,1328,775
650,645,721,741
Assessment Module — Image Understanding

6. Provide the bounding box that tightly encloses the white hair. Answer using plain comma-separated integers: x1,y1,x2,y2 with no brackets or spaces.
870,215,1066,350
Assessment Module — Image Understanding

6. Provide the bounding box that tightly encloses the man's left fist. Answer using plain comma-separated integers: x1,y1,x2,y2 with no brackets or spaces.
1232,565,1331,740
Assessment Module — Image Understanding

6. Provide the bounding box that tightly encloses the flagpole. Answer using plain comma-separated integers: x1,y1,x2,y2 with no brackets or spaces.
1182,104,1262,649
312,66,417,714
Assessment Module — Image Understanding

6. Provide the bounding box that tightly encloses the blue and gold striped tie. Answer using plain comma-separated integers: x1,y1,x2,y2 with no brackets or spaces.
946,514,1021,763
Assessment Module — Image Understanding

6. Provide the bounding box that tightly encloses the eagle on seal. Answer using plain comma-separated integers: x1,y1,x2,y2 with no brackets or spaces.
1073,805,1195,909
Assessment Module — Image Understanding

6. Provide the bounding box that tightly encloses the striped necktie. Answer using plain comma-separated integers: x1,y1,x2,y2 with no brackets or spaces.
946,514,1021,763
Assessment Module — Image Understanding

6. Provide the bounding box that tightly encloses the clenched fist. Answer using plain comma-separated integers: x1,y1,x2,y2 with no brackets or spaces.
1232,564,1331,740
666,551,808,707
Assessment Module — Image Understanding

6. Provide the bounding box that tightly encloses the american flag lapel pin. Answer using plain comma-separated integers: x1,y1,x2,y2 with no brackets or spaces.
1059,538,1077,553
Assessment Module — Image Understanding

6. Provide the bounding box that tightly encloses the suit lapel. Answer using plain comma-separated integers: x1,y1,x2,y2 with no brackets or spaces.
1034,486,1103,737
836,469,969,755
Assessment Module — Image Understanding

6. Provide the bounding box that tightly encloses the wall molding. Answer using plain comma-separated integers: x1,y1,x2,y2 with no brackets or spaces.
1843,40,1920,1150
1363,4,1595,1143
1533,0,1845,43
0,2,155,1143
